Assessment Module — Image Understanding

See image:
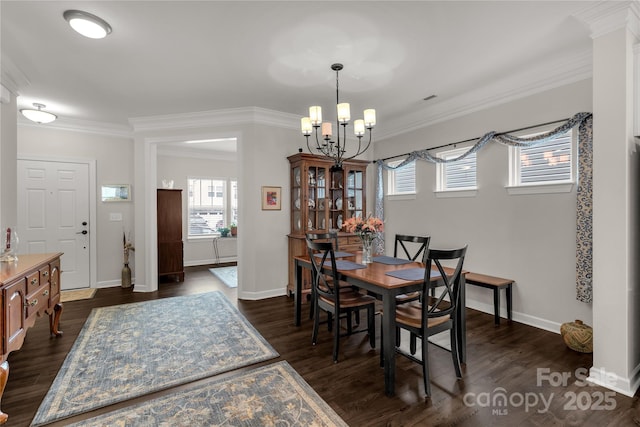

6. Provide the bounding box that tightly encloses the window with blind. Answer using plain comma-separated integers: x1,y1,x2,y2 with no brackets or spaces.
387,160,416,195
508,130,574,188
436,147,477,192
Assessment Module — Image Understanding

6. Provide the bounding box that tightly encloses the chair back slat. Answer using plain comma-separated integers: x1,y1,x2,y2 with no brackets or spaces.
306,238,340,304
423,246,467,320
394,234,430,262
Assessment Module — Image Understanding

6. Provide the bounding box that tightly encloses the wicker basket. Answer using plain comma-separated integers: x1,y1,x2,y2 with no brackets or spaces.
560,319,593,353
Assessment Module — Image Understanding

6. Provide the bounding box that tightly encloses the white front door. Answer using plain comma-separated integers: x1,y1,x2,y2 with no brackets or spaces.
17,160,91,290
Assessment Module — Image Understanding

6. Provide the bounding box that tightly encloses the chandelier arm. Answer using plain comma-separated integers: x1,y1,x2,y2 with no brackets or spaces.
343,130,373,162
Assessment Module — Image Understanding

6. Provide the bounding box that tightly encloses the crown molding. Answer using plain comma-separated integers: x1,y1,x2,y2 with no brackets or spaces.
129,106,299,133
18,115,133,139
156,146,237,161
574,0,640,40
377,48,593,141
0,55,30,96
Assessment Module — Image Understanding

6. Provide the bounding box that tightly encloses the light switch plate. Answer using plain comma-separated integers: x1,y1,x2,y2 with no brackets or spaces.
109,213,123,221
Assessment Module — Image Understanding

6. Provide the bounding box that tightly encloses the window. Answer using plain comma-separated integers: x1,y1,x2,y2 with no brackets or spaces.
508,129,575,194
387,160,416,196
188,177,237,237
436,147,477,193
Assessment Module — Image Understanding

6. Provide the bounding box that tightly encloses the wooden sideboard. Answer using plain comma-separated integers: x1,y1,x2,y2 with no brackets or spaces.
0,253,63,424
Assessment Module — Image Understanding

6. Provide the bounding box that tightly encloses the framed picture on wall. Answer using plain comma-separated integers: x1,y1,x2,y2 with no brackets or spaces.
101,184,131,202
261,186,281,210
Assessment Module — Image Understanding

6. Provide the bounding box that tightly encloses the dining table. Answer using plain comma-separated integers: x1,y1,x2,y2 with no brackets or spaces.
293,251,466,396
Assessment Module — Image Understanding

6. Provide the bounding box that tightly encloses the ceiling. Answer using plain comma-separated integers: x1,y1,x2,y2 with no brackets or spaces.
2,1,599,147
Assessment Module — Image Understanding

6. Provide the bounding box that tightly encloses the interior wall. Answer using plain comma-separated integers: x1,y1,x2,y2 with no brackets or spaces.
133,121,300,298
17,125,134,287
156,153,238,265
374,79,593,332
0,94,18,228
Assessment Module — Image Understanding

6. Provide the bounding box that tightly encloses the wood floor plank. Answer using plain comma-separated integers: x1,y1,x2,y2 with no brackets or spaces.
2,265,639,426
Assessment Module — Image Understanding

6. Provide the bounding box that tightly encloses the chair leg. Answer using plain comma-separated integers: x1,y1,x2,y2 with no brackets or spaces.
410,333,417,355
312,303,320,345
368,306,376,348
346,309,353,334
395,326,401,347
422,336,431,397
327,312,333,332
450,325,462,378
333,310,340,363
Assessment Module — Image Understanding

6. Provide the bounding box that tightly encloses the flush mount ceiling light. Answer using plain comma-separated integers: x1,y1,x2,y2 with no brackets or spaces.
20,103,57,124
63,10,112,39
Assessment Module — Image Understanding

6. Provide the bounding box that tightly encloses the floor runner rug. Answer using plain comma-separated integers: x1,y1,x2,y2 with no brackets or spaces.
67,361,348,427
31,291,278,426
60,288,97,302
209,266,237,288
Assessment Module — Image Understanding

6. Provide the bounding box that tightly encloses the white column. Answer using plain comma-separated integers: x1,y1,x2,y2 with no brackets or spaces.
581,1,640,396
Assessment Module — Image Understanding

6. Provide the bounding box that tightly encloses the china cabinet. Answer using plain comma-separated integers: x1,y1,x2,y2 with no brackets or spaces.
287,153,369,296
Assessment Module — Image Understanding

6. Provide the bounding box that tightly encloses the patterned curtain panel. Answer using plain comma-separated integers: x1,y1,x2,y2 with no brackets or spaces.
374,112,594,301
374,163,385,255
576,116,593,303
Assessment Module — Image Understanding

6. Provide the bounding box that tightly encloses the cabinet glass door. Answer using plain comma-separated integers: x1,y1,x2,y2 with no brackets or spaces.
307,165,329,231
292,166,302,232
347,170,364,219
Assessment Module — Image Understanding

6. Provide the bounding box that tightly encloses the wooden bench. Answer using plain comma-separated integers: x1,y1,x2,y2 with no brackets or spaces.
465,272,514,326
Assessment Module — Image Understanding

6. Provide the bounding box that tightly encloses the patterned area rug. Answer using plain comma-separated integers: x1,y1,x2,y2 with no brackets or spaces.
67,361,348,427
60,288,96,302
31,292,278,426
209,266,237,288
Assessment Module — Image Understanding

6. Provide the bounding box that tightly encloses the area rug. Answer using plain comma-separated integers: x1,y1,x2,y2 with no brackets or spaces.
209,266,237,288
31,291,278,426
60,288,97,302
67,361,348,427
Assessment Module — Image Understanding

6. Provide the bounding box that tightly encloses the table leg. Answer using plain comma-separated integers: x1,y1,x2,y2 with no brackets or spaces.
0,361,8,424
382,291,397,396
294,260,302,326
493,288,501,326
506,285,513,323
49,303,63,337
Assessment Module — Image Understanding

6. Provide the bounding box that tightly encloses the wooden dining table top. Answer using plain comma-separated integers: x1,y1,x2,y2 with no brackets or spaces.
294,252,463,289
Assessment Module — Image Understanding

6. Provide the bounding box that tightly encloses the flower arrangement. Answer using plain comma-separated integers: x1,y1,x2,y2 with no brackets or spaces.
342,215,384,237
343,215,384,264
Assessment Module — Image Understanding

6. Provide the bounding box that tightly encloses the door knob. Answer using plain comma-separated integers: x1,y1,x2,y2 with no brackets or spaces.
76,230,88,235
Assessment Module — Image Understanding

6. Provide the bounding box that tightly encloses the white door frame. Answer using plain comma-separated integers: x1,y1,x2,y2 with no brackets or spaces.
17,154,98,288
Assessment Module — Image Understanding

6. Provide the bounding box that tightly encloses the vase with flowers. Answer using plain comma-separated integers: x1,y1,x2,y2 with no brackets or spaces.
342,215,384,264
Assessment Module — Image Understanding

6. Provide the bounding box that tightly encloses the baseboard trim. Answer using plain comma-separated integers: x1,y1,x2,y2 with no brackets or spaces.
588,365,640,397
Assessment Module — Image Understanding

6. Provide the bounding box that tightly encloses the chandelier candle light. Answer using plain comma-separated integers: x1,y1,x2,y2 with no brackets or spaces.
301,63,376,171
343,215,384,264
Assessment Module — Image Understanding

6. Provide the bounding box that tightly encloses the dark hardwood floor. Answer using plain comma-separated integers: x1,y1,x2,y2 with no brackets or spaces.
3,265,639,426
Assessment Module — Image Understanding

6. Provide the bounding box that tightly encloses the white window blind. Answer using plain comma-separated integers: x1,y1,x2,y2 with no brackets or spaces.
387,160,416,195
436,147,477,191
518,133,572,184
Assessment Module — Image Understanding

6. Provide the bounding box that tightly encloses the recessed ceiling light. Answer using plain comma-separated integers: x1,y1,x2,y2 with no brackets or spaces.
63,10,112,39
20,103,57,124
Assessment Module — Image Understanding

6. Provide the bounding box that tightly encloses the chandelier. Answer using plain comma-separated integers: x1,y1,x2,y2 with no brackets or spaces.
301,63,376,171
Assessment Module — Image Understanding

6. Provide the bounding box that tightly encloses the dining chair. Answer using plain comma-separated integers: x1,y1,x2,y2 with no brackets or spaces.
305,232,348,321
306,238,377,363
382,245,467,397
393,234,430,305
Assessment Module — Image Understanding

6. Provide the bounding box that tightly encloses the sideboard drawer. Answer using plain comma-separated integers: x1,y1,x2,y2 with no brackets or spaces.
26,271,40,295
25,285,49,318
